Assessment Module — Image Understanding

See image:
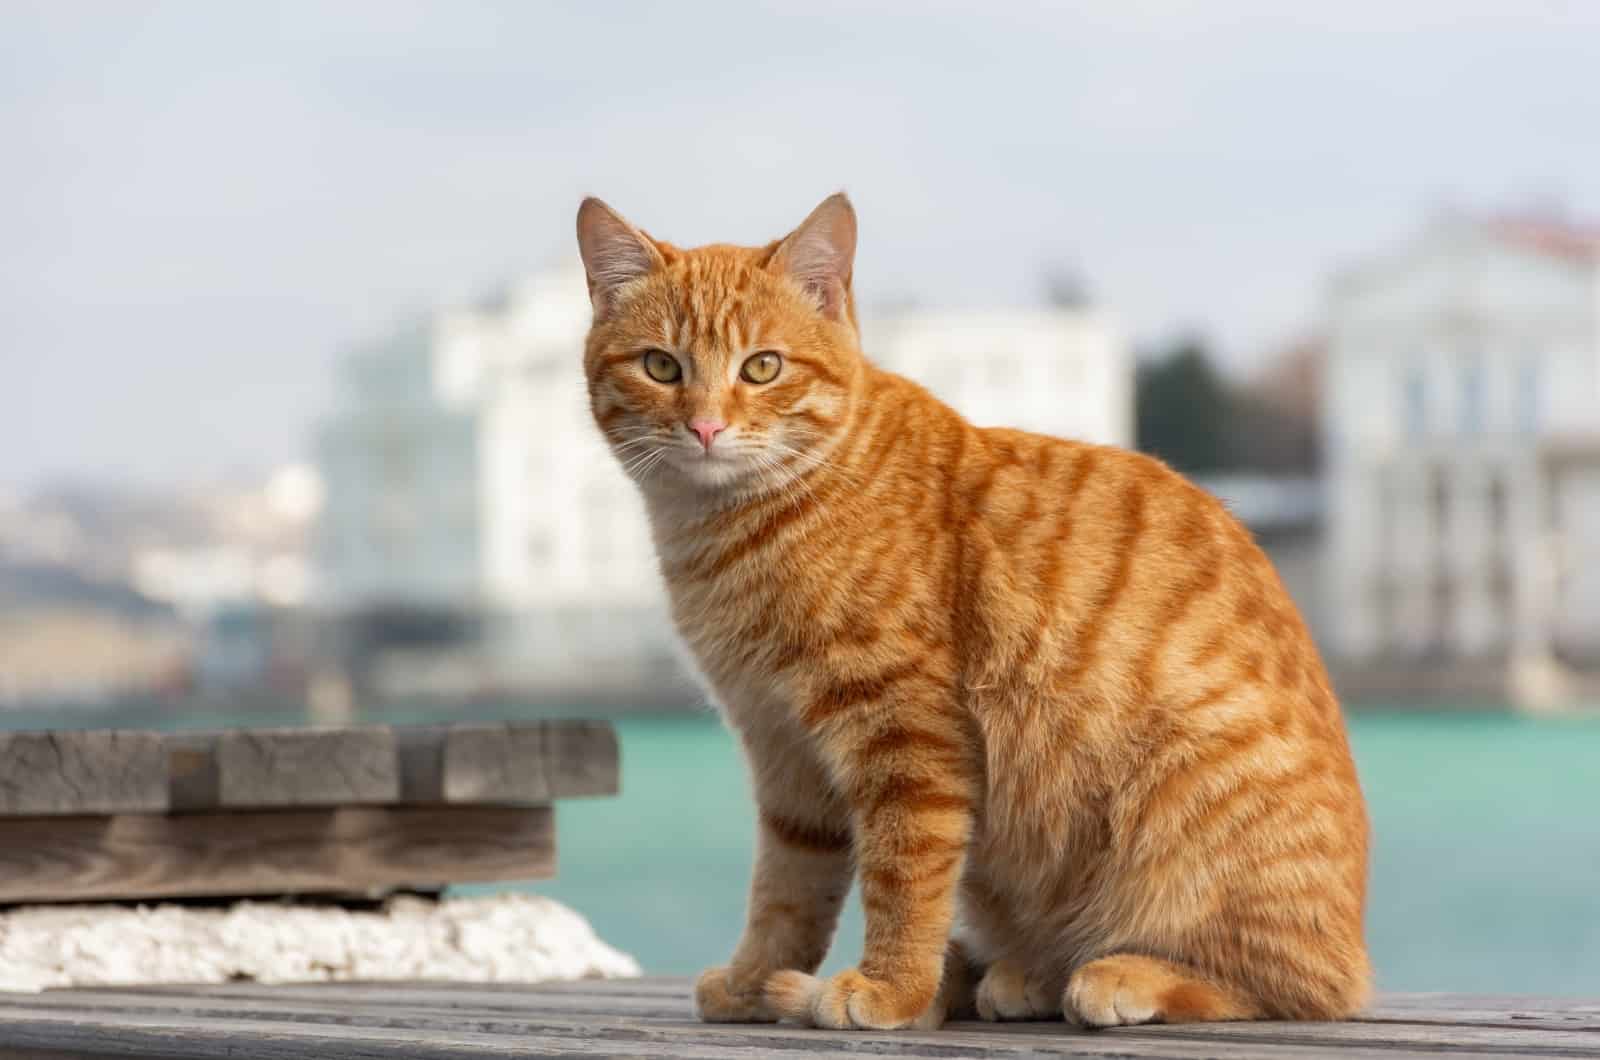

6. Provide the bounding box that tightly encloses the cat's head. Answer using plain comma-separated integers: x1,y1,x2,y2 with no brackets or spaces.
576,193,863,498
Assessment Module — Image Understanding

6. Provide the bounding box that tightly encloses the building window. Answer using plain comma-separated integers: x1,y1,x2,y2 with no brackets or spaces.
1487,475,1508,540
1517,355,1541,435
1376,466,1397,552
1404,365,1427,439
1429,466,1448,537
1459,353,1483,437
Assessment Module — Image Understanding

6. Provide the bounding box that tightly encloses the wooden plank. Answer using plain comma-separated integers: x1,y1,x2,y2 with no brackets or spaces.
0,730,166,815
0,806,553,903
19,985,689,1022
0,1003,1454,1059
1375,993,1600,1012
1362,1002,1600,1033
6,985,1598,1058
444,724,549,803
85,979,694,999
442,722,620,804
216,727,399,807
52,981,1600,1034
1080,1017,1600,1054
0,1010,608,1060
1373,993,1600,1016
541,721,621,797
0,722,618,815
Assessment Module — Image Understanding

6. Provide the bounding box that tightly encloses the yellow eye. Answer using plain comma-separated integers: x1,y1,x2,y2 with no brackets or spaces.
642,350,682,383
740,351,783,385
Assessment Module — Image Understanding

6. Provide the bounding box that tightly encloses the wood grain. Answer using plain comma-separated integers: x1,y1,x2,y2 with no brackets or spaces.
216,728,399,808
1,982,1596,1058
443,724,550,803
0,722,618,816
539,720,621,798
443,722,620,805
0,806,554,903
0,730,166,815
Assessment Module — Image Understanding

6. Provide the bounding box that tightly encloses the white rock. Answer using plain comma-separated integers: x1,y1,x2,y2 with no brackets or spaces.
0,893,640,993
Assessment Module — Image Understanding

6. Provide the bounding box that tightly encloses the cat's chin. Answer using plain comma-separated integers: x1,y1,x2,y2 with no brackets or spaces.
661,452,760,493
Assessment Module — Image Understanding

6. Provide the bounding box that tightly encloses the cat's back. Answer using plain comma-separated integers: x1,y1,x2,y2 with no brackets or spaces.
956,426,1341,723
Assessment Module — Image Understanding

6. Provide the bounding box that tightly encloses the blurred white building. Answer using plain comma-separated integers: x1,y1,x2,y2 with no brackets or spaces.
317,265,670,691
868,309,1132,448
1325,214,1600,675
318,268,1131,694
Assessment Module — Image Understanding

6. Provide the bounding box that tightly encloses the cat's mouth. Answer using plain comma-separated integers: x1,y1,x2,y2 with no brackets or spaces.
669,445,755,488
617,430,795,493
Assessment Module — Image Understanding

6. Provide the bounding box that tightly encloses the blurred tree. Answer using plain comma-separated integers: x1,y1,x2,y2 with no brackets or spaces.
1135,339,1231,472
1135,337,1323,475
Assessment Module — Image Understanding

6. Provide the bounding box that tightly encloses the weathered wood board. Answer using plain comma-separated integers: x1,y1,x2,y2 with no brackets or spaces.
0,730,168,815
0,979,1594,1058
0,806,555,903
0,720,618,816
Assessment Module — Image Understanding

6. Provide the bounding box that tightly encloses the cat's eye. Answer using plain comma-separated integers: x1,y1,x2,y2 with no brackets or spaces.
642,350,682,383
740,351,783,385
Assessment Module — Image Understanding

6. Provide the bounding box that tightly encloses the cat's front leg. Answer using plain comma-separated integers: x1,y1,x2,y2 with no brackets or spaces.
695,751,853,1023
766,697,977,1030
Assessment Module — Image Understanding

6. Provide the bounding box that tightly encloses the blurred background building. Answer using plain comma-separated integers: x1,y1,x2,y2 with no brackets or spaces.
316,264,675,704
866,309,1131,448
1325,213,1600,703
0,467,320,707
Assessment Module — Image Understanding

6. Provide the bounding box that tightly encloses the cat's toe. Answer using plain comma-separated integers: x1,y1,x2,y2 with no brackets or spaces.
976,960,1059,1021
763,970,822,1024
1063,958,1159,1028
771,968,925,1030
694,966,778,1023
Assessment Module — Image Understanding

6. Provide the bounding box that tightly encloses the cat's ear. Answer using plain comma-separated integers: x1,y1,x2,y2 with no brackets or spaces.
770,192,856,322
576,197,665,316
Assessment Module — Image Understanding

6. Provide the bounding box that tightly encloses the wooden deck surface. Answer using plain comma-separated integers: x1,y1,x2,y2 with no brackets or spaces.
0,977,1595,1058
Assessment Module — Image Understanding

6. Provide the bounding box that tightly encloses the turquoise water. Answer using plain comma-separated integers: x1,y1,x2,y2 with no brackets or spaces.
7,704,1597,994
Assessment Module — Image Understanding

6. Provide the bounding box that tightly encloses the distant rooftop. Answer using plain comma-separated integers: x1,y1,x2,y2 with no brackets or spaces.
1484,213,1600,262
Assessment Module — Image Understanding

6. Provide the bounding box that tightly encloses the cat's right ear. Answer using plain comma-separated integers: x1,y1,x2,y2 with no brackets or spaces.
770,192,857,322
576,197,664,317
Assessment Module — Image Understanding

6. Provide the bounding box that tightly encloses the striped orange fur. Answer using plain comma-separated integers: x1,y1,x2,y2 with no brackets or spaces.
576,193,1371,1031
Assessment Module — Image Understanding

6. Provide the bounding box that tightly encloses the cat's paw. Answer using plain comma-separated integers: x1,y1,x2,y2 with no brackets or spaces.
1062,955,1161,1028
694,966,778,1023
975,959,1061,1021
1063,953,1256,1026
765,968,928,1030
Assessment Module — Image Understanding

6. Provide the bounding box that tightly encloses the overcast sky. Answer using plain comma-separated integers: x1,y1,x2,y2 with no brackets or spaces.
4,1,1598,490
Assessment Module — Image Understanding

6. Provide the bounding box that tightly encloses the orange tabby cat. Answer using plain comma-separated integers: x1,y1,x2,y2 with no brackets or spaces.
576,193,1370,1031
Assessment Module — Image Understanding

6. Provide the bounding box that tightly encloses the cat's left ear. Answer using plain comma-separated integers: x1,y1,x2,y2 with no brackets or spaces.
770,192,856,322
576,197,665,317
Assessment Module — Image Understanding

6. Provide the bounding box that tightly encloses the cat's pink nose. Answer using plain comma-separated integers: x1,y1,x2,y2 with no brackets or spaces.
689,419,726,451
